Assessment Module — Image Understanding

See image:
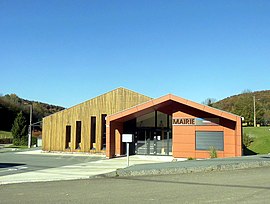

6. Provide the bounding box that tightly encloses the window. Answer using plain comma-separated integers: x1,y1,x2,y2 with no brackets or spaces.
196,131,224,151
136,111,171,128
75,121,81,149
101,114,107,150
90,116,96,149
65,125,71,149
136,112,155,127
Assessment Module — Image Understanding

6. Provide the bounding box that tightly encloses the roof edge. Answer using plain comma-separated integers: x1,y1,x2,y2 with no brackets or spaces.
107,93,241,122
43,87,152,120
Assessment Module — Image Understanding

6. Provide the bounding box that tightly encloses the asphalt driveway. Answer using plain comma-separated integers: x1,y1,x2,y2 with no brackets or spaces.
0,149,173,184
0,150,104,177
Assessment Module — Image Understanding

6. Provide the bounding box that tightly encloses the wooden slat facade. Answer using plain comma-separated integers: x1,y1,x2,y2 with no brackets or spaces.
42,88,151,153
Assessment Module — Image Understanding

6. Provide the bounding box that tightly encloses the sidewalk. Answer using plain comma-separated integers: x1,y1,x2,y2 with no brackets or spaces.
0,144,15,153
0,150,176,185
1,149,270,185
99,154,270,178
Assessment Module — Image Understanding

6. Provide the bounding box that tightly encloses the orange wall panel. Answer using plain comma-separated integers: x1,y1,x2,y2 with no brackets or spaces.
195,151,211,158
224,135,236,145
195,126,224,132
173,143,195,152
236,133,242,147
173,151,196,158
172,111,242,159
113,122,123,156
195,151,225,158
173,126,195,135
224,153,238,158
224,144,236,154
223,127,236,135
173,135,195,144
235,145,242,156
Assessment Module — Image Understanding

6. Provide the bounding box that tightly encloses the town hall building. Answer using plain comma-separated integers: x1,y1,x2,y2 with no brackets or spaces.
42,88,242,159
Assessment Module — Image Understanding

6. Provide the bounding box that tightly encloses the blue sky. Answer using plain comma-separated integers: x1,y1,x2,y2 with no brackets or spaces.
0,0,269,107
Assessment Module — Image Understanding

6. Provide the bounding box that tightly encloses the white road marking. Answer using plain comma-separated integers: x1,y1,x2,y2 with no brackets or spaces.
0,166,28,173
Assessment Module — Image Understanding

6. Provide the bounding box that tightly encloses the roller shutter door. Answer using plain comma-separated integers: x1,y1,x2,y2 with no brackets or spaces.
196,131,224,150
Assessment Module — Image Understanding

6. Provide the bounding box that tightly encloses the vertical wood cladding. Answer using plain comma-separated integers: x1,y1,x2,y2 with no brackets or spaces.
42,88,151,153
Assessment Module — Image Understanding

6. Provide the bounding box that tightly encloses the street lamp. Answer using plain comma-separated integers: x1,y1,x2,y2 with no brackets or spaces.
24,103,33,148
253,96,261,127
28,104,33,148
253,96,256,127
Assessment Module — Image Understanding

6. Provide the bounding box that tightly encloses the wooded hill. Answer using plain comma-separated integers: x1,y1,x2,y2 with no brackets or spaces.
0,94,65,131
1,90,269,132
212,90,270,126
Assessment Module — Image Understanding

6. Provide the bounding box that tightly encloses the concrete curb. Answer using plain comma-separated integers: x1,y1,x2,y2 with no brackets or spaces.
94,160,270,178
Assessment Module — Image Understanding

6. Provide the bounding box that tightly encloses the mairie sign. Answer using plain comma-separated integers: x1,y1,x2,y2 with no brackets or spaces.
173,118,219,126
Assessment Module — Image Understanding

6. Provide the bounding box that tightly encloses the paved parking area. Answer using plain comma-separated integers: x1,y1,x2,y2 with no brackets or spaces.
0,150,174,185
2,148,269,186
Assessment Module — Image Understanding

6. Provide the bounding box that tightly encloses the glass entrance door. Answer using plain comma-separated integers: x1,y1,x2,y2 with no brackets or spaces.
135,128,172,155
155,129,172,155
135,129,150,155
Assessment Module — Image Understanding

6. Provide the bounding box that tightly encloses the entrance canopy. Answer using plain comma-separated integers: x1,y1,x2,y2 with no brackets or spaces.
107,94,239,123
106,94,241,158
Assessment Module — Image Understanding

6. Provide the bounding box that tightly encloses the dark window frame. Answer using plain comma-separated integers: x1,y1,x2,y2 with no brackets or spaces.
65,125,71,149
75,121,82,149
90,116,96,150
101,114,107,150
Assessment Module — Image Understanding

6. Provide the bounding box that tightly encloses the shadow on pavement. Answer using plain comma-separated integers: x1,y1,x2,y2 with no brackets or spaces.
260,156,270,159
0,163,25,168
243,146,257,156
115,175,270,190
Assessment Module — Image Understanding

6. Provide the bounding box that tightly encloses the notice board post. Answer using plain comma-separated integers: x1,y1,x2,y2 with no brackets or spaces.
122,134,134,167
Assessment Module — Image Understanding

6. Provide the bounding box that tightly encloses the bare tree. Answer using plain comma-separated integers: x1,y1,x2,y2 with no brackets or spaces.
202,98,217,107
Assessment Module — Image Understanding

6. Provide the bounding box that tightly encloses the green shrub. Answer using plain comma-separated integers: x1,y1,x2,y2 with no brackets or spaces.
243,132,254,147
31,137,37,146
209,146,217,158
0,131,13,139
12,138,21,146
0,138,12,144
11,111,28,146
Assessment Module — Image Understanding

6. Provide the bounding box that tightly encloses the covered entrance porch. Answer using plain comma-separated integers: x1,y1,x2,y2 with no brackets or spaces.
123,110,173,156
106,94,242,159
106,94,182,158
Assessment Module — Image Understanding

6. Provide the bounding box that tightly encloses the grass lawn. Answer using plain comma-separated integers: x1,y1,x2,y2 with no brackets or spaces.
0,130,35,148
1,128,269,154
0,131,12,139
5,145,28,149
243,126,270,154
